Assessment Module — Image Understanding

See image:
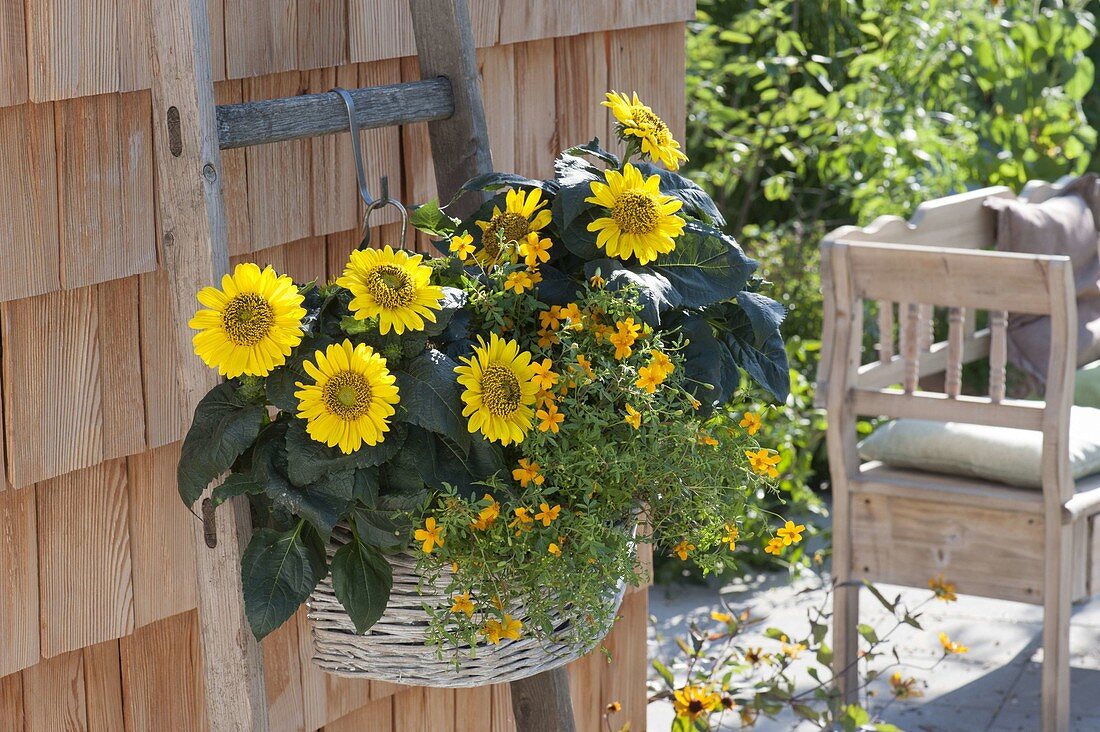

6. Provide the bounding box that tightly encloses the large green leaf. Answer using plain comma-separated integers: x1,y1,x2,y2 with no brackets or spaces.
650,221,756,308
241,524,327,641
449,172,557,206
283,419,393,487
395,349,469,451
633,162,726,227
265,334,335,412
409,198,460,238
330,534,393,634
717,295,790,402
178,381,266,507
672,311,740,411
401,427,504,499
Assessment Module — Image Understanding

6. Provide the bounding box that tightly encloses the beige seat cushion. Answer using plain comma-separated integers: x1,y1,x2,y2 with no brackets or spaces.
858,407,1100,489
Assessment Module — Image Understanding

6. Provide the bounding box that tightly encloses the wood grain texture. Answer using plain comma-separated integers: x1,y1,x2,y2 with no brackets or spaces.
608,23,686,143
282,236,329,283
206,0,227,82
118,0,151,91
83,640,126,732
22,650,88,731
306,66,359,237
3,286,103,488
399,58,438,210
0,485,39,677
554,33,612,154
214,80,254,255
126,443,199,627
490,683,516,732
120,611,205,732
26,0,119,101
513,39,559,180
324,694,394,732
0,671,23,732
567,646,604,732
224,0,298,79
497,0,694,45
244,72,314,250
349,0,415,63
509,667,576,732
0,0,28,105
261,610,306,732
357,60,406,227
454,684,494,731
0,102,61,301
297,0,348,70
97,276,146,460
54,91,156,289
393,686,456,732
295,608,374,730
326,229,364,280
477,44,516,173
37,459,134,657
598,589,648,732
138,267,190,448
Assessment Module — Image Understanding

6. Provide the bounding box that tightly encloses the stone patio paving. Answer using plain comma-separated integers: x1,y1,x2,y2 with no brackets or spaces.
647,574,1100,731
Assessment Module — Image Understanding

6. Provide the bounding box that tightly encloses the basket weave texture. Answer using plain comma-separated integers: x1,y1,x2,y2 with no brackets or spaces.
307,525,626,687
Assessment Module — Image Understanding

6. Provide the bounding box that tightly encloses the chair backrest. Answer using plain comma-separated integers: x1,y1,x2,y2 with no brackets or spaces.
821,239,1077,504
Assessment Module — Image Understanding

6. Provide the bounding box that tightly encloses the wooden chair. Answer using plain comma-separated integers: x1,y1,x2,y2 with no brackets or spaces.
819,234,1100,732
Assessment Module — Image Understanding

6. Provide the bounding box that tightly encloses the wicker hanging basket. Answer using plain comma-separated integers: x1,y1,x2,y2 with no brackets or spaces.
307,524,627,687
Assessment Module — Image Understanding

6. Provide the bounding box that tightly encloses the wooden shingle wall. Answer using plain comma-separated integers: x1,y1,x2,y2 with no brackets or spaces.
0,2,690,729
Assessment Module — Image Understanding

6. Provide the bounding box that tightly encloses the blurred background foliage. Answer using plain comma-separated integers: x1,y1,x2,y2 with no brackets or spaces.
676,0,1098,573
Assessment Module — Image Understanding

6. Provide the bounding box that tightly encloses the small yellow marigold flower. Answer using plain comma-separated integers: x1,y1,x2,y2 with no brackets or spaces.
548,542,562,557
576,353,595,379
504,269,535,294
739,411,762,435
636,366,663,393
746,448,781,478
781,641,806,659
624,404,642,429
559,302,583,327
519,232,552,268
526,268,543,286
649,350,674,377
776,520,805,546
536,328,560,349
723,524,739,551
929,575,958,602
530,358,559,391
606,701,622,713
710,610,733,624
470,493,501,531
764,537,785,556
689,396,702,410
939,632,968,655
483,613,522,644
889,671,924,699
672,684,720,721
451,592,474,618
536,403,564,433
534,502,561,527
698,432,719,447
539,306,563,331
673,539,695,561
510,507,535,535
512,458,545,488
590,272,607,288
414,517,444,554
449,232,475,260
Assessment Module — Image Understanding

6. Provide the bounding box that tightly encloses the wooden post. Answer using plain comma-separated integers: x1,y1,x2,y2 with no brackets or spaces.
408,1,577,729
149,1,269,730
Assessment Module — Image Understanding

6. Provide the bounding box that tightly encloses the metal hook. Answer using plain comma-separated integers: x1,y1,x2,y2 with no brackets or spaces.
332,87,373,209
361,176,410,250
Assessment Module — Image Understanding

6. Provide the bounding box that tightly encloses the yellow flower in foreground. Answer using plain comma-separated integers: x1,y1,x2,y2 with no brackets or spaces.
673,539,695,561
510,507,535,535
559,302,584,327
414,517,444,554
699,432,719,447
512,458,545,488
890,671,924,699
711,610,733,624
939,632,968,655
539,306,562,331
455,333,539,445
739,411,762,435
483,614,522,644
338,245,444,335
672,685,720,721
294,340,400,454
776,520,805,546
576,353,595,379
604,91,689,170
548,542,562,557
624,404,642,429
471,494,501,531
636,366,663,394
519,232,552,268
536,403,564,433
449,232,475,260
451,592,474,618
746,448,782,478
723,524,739,551
530,358,559,391
504,270,535,295
190,262,306,378
590,272,607,288
649,350,674,377
586,164,685,265
534,502,561,527
764,537,785,556
929,575,958,602
476,188,552,265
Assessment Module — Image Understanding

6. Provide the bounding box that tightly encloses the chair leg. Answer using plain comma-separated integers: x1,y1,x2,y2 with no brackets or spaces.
832,580,860,704
1041,520,1073,732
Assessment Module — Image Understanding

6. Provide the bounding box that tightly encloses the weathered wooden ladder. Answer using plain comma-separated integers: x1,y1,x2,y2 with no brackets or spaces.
150,1,574,730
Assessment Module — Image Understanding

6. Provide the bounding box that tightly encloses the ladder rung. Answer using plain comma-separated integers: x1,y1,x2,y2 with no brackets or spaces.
216,78,455,150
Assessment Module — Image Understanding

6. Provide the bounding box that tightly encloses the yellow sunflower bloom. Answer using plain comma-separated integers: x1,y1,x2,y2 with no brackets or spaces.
337,245,444,335
475,188,552,266
672,685,720,721
455,333,539,445
604,91,689,170
190,263,306,378
294,340,401,454
586,164,684,265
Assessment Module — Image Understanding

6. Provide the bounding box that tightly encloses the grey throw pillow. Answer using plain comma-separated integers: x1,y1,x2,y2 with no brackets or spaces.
985,174,1100,382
